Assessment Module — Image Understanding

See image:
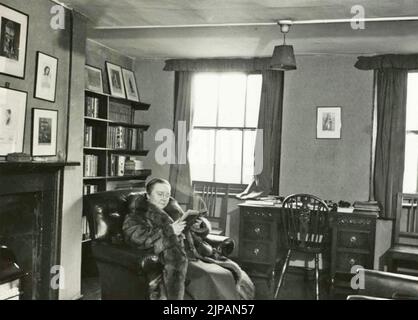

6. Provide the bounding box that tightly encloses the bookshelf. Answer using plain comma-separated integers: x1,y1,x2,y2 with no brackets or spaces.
83,89,152,196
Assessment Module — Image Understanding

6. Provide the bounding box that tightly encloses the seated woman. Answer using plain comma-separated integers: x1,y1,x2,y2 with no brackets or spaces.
122,178,255,300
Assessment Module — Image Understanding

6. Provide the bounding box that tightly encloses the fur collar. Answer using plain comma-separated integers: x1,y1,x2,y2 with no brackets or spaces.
131,192,184,225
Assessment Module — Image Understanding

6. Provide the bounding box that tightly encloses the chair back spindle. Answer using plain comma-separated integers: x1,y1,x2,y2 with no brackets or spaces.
281,194,330,253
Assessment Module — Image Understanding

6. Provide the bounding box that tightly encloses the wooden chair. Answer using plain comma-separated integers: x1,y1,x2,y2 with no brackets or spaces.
274,194,330,300
382,193,418,273
190,181,229,235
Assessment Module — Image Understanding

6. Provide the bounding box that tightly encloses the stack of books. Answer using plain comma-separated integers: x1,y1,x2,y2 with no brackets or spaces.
353,200,381,213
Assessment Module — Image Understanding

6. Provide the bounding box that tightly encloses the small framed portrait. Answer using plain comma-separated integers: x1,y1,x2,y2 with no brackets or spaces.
316,107,342,139
34,52,58,102
0,4,29,78
106,62,126,98
31,108,58,156
122,68,140,102
85,65,103,93
0,87,27,156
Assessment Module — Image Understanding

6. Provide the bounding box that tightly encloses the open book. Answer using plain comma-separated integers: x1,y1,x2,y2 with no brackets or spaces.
178,209,202,225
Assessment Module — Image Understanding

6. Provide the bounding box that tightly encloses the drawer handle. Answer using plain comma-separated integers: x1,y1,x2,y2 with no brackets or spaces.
349,258,356,266
254,227,261,234
350,236,357,244
253,248,260,255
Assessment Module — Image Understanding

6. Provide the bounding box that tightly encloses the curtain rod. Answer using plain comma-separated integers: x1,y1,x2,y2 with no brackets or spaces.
94,16,418,30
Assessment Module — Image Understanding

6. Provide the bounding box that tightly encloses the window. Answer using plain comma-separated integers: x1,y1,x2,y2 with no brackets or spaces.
403,72,418,193
189,72,262,184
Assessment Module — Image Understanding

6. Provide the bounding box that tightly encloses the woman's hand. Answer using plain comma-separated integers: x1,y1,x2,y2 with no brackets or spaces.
192,218,202,228
171,219,186,236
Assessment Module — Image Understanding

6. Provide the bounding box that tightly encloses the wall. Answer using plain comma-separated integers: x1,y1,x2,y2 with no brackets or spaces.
0,0,70,158
86,39,134,94
134,60,175,181
280,55,374,203
134,56,376,246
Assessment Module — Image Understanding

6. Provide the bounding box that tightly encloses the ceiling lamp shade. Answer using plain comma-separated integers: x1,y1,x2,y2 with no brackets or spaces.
270,45,296,70
270,21,297,70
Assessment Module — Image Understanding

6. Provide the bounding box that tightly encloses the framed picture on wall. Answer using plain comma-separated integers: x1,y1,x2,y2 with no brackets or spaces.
0,87,27,155
85,65,103,93
122,68,140,102
0,4,29,78
34,52,58,102
316,107,342,139
106,62,126,98
31,108,58,156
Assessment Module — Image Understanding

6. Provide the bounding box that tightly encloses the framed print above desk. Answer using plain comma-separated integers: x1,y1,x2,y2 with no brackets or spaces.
316,107,341,139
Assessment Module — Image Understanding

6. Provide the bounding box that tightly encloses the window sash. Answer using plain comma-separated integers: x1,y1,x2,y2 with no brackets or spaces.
190,73,261,184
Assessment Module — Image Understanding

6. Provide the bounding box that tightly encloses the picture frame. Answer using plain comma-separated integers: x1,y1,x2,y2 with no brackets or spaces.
34,52,58,102
122,68,140,102
106,62,126,98
316,107,342,139
0,4,29,79
0,87,27,156
31,108,58,156
85,65,103,93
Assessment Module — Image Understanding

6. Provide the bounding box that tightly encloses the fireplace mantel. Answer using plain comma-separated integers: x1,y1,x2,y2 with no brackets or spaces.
0,161,80,299
0,161,79,172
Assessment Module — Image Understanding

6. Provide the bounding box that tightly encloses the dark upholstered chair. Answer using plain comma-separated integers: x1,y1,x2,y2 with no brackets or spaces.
274,194,330,300
83,189,235,300
347,269,418,300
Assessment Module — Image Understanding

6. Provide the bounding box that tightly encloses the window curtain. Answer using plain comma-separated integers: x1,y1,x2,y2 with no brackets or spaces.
355,54,413,219
168,71,193,205
254,70,284,195
165,58,284,199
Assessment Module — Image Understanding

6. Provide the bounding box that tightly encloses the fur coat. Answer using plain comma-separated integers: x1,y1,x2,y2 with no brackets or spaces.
122,193,254,300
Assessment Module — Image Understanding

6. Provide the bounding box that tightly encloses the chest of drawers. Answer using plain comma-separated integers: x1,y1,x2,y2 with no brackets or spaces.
330,211,378,290
238,204,281,281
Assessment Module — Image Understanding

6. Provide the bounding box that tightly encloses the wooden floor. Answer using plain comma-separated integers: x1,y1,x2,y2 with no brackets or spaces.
81,266,343,300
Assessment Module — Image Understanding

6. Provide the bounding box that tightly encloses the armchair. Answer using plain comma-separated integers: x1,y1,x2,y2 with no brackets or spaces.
347,269,418,300
83,189,235,300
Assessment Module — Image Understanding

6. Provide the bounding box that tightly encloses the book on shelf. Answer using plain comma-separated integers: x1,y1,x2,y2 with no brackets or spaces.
109,101,132,123
83,154,98,177
108,126,144,151
83,184,98,195
84,126,93,147
85,96,99,118
117,155,126,176
81,216,90,241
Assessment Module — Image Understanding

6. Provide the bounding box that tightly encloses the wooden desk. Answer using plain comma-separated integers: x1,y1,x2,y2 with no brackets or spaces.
238,202,378,296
